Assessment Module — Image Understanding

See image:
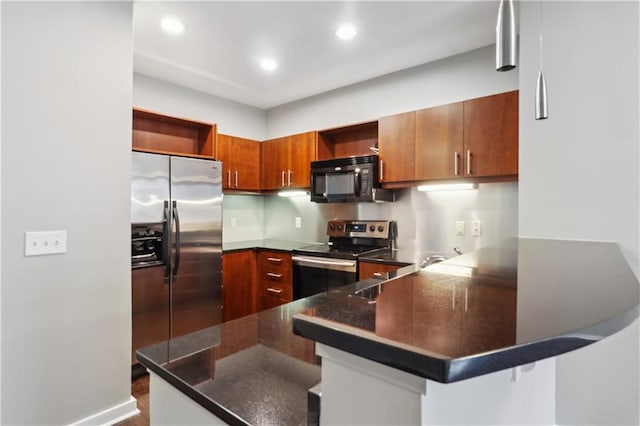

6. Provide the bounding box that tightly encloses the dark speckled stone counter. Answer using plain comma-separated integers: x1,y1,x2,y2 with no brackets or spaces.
293,238,640,383
136,278,381,426
222,239,320,253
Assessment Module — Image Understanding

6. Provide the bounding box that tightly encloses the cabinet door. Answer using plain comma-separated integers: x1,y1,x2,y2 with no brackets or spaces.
215,134,234,189
261,138,289,190
287,131,317,188
231,136,261,191
358,261,403,280
378,111,416,183
222,250,258,322
415,103,464,180
463,91,519,177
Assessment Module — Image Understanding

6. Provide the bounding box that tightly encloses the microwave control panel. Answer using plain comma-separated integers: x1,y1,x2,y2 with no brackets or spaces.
327,220,391,239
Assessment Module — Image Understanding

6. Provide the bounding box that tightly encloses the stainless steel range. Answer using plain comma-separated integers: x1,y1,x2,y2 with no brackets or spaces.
292,220,396,299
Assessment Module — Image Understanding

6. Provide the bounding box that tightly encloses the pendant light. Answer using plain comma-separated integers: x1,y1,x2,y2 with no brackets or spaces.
535,1,549,120
496,0,516,71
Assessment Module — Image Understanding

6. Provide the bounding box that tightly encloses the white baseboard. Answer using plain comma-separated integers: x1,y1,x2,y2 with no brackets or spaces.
70,396,139,426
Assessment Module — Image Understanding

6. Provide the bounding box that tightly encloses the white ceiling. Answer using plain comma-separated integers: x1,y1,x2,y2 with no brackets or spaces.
133,1,503,110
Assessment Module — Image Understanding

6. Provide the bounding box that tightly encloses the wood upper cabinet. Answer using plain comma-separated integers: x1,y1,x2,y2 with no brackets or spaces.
132,108,216,159
415,102,464,180
463,90,519,178
261,131,317,190
377,111,415,183
216,134,261,191
222,250,258,322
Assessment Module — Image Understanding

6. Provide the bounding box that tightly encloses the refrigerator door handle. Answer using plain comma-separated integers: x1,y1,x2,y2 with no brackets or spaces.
172,200,181,280
163,200,170,284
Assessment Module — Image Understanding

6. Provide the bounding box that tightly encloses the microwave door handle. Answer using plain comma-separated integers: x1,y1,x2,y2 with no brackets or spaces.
354,171,361,195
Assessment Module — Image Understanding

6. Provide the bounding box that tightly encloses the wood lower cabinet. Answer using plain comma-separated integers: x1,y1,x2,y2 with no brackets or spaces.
463,90,518,178
358,261,404,280
261,131,317,190
222,250,258,322
258,250,293,309
216,134,261,191
377,111,415,184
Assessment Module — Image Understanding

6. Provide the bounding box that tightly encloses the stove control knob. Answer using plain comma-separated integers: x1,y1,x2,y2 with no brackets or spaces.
369,225,376,232
377,225,385,232
329,224,335,231
337,225,343,231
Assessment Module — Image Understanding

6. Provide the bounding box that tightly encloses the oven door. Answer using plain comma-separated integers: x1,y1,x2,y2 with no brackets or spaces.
292,255,357,299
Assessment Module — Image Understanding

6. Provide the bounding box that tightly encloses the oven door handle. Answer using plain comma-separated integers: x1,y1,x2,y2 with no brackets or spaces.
292,255,357,272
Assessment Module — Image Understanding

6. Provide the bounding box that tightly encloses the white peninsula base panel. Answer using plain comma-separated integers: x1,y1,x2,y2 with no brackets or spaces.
317,344,556,426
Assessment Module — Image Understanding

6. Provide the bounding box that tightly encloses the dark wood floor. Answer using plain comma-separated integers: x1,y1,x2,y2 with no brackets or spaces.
115,374,149,426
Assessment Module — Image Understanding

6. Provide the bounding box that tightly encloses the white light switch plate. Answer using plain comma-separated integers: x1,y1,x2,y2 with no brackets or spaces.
295,217,302,228
25,231,67,256
455,221,465,236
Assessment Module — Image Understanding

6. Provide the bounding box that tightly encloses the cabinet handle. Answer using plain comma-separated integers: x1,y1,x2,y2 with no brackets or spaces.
267,287,283,294
373,272,384,277
466,150,472,175
267,257,282,262
464,287,469,312
227,170,231,187
234,170,238,188
452,287,456,309
287,170,292,187
281,170,286,187
454,152,460,176
267,272,283,278
379,159,385,181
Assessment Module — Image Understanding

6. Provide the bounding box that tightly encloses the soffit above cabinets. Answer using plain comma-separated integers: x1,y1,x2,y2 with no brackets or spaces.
133,1,514,110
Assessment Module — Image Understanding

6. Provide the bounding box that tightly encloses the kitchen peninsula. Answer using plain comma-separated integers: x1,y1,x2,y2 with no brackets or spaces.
136,238,639,425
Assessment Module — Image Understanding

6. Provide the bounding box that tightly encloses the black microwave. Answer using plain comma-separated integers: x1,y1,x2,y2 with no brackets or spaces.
310,155,394,203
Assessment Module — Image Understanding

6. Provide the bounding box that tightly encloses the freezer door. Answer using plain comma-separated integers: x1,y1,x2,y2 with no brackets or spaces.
131,266,170,364
170,156,223,338
131,152,170,224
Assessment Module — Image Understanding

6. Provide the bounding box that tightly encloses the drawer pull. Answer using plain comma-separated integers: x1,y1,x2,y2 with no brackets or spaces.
267,272,283,278
267,287,283,294
266,257,282,262
373,272,384,277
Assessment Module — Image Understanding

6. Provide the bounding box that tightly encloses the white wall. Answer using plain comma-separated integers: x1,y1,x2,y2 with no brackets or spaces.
133,73,266,141
266,44,517,138
1,2,134,424
518,1,640,424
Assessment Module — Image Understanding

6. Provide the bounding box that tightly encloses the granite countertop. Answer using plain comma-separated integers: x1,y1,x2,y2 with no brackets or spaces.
136,278,381,426
293,238,640,383
222,239,321,253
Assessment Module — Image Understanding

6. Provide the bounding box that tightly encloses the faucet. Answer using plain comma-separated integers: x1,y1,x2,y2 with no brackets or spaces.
453,246,463,255
420,255,447,268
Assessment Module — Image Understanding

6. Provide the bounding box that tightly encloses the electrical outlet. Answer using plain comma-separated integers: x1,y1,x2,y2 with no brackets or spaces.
230,217,237,228
455,221,465,236
25,230,67,256
471,221,482,238
295,217,302,228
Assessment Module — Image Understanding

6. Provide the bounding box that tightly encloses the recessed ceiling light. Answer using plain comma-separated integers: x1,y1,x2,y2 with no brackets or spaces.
161,17,185,34
336,23,357,40
260,58,278,72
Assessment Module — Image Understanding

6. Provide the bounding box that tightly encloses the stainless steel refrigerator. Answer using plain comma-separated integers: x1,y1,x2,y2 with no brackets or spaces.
130,152,222,370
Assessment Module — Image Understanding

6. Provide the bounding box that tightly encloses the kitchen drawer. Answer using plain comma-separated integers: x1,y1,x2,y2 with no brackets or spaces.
358,261,404,280
258,250,293,306
260,291,290,310
259,273,293,300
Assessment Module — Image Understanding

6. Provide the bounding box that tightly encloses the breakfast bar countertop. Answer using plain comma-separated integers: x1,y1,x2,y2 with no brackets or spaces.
293,238,640,383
